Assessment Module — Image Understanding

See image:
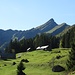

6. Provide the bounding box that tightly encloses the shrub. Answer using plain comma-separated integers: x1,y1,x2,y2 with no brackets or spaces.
12,62,16,65
4,64,7,66
56,55,61,59
21,59,29,63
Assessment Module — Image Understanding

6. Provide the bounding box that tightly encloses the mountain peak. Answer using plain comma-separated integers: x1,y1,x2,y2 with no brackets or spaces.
49,18,54,22
35,18,58,33
45,18,57,25
60,23,69,26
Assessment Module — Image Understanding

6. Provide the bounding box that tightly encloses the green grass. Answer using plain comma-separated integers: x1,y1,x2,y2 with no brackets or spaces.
0,48,71,75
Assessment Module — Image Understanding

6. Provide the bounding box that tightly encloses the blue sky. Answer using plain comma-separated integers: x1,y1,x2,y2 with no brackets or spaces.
0,0,75,30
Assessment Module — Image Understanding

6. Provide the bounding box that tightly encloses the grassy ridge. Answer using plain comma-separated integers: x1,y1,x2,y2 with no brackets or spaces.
0,48,71,75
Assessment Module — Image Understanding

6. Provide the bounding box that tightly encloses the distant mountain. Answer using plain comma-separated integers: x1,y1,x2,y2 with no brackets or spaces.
0,18,71,49
46,23,70,35
57,24,75,37
35,18,58,32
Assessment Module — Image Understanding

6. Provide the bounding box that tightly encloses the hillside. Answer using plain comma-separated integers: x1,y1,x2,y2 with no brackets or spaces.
57,24,75,37
0,48,70,75
46,23,69,35
35,18,58,32
59,25,75,48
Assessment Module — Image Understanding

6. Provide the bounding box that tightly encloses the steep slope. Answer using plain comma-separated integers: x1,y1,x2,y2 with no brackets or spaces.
35,18,58,32
57,25,74,37
60,25,75,48
12,18,58,39
0,29,18,46
46,23,70,35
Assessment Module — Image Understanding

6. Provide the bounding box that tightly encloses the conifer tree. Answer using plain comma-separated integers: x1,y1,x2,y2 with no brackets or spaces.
66,42,75,70
17,61,26,75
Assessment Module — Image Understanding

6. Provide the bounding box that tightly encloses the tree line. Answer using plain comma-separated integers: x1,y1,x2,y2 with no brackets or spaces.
5,33,59,53
60,26,75,48
5,25,75,54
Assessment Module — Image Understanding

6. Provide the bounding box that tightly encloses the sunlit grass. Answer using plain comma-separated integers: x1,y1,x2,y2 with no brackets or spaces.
0,48,70,75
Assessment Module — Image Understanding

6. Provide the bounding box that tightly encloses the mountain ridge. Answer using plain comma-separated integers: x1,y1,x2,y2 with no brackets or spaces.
0,18,71,49
46,22,70,35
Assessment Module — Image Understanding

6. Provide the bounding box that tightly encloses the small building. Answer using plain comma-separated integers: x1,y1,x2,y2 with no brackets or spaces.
41,45,49,50
36,45,49,50
27,48,31,52
36,46,41,50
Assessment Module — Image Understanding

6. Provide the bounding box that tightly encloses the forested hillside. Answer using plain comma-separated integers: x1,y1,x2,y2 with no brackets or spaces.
4,25,75,54
60,25,75,48
5,33,59,53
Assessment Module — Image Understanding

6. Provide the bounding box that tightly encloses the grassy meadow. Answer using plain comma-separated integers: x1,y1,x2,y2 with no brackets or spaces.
0,48,73,75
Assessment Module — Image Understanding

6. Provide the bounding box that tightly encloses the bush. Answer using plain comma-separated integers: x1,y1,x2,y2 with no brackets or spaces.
21,59,29,63
56,55,61,59
4,64,7,66
12,62,16,65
